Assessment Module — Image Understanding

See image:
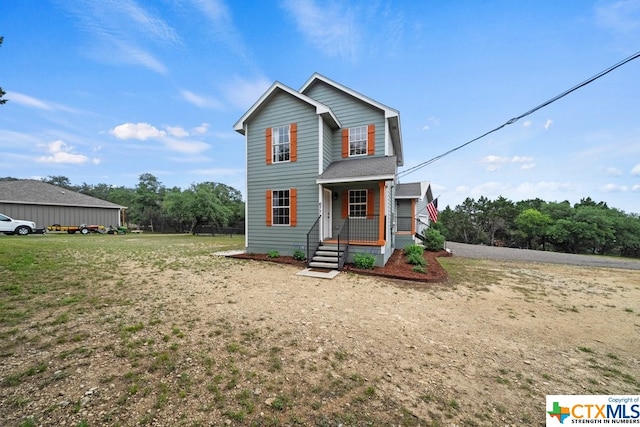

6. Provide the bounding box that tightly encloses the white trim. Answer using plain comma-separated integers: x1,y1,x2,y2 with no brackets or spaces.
234,82,340,133
244,123,249,249
318,116,324,174
317,174,395,185
300,73,399,120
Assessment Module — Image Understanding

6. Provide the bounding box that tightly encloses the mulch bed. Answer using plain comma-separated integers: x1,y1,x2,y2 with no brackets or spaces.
229,249,450,283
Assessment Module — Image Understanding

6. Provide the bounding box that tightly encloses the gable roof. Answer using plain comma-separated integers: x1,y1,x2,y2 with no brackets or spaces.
233,81,341,134
317,156,397,184
0,180,126,209
300,73,404,166
396,182,433,202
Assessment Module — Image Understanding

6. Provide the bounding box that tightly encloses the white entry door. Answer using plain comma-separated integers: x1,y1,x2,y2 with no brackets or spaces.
322,188,332,240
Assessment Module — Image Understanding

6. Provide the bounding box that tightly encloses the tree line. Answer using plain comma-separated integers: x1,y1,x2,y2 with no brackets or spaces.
433,196,640,258
2,174,245,234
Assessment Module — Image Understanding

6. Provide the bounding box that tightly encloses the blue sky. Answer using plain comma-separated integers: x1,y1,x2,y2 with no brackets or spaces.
1,0,639,214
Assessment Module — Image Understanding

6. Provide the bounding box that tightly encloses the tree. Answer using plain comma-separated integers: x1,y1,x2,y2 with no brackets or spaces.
0,36,6,105
476,196,516,246
133,173,165,232
515,208,552,249
163,182,243,234
42,175,75,190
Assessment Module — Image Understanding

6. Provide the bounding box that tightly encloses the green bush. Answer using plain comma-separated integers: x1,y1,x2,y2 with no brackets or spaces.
353,253,376,269
406,252,426,266
292,249,305,261
412,264,427,274
267,250,279,258
421,228,445,251
404,244,424,257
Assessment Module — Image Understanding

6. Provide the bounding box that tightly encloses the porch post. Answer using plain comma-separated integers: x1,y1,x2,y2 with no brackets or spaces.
377,181,385,246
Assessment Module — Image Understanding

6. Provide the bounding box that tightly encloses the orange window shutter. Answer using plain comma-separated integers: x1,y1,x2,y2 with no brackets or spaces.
266,190,272,226
342,129,349,158
367,124,375,155
265,128,272,165
290,188,297,226
342,190,349,218
367,188,375,219
290,123,297,162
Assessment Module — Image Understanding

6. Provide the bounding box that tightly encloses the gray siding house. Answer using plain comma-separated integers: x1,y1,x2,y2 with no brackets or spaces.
234,73,432,268
395,182,434,249
0,180,126,230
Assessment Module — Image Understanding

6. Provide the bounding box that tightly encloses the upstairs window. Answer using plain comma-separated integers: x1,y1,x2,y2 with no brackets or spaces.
272,125,290,163
266,123,297,164
349,126,367,156
342,124,375,158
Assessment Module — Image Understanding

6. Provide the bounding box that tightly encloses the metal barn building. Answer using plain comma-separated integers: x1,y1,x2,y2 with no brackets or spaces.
0,180,126,230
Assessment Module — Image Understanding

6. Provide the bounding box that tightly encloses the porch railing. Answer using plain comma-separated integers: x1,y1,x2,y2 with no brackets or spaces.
336,217,349,269
306,215,321,267
347,214,384,243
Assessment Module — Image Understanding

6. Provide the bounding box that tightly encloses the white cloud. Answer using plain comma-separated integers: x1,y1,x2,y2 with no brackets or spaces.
110,122,166,140
480,155,534,171
516,181,579,194
193,123,210,134
632,184,640,191
521,163,536,170
601,183,629,193
221,76,272,110
596,0,640,33
544,119,553,130
166,126,189,138
5,92,53,110
180,90,223,109
163,137,209,155
631,163,640,176
36,140,89,164
605,167,623,176
281,0,361,61
60,0,178,74
522,120,532,128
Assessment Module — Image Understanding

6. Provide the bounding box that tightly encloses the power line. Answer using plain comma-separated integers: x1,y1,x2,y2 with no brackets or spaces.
398,50,640,179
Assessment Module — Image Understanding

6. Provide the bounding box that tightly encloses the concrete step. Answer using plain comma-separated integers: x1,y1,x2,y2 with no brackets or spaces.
309,261,339,269
312,255,339,263
315,250,342,257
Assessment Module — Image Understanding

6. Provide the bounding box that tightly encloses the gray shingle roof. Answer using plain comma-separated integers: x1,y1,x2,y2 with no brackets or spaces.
0,180,126,208
317,156,397,183
396,182,423,198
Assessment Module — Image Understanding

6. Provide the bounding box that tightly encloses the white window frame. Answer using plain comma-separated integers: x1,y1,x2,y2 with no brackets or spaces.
349,189,367,218
349,126,367,157
272,125,290,163
272,189,291,225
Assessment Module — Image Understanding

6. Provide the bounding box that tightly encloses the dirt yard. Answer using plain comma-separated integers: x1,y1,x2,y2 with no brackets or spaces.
2,245,639,426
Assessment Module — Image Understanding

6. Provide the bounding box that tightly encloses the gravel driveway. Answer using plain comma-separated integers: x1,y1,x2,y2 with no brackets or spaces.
445,241,640,270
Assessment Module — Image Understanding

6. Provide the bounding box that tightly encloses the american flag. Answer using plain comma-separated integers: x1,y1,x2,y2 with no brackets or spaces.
427,199,438,223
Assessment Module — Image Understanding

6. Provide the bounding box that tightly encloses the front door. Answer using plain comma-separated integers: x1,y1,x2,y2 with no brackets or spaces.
322,188,332,240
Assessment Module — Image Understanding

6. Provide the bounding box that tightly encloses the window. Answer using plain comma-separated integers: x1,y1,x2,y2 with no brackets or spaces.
272,125,290,163
266,189,297,226
342,124,374,158
349,126,367,156
272,190,291,225
349,189,367,217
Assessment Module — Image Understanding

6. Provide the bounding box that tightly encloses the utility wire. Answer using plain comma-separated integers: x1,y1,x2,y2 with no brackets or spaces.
398,50,640,179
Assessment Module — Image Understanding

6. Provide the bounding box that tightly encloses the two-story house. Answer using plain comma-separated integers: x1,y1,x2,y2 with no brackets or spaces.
234,73,433,268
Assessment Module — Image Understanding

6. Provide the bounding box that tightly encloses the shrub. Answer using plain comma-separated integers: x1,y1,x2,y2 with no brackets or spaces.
421,228,445,251
404,244,424,257
292,249,305,261
353,253,376,269
412,264,427,274
406,252,426,266
267,250,279,258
